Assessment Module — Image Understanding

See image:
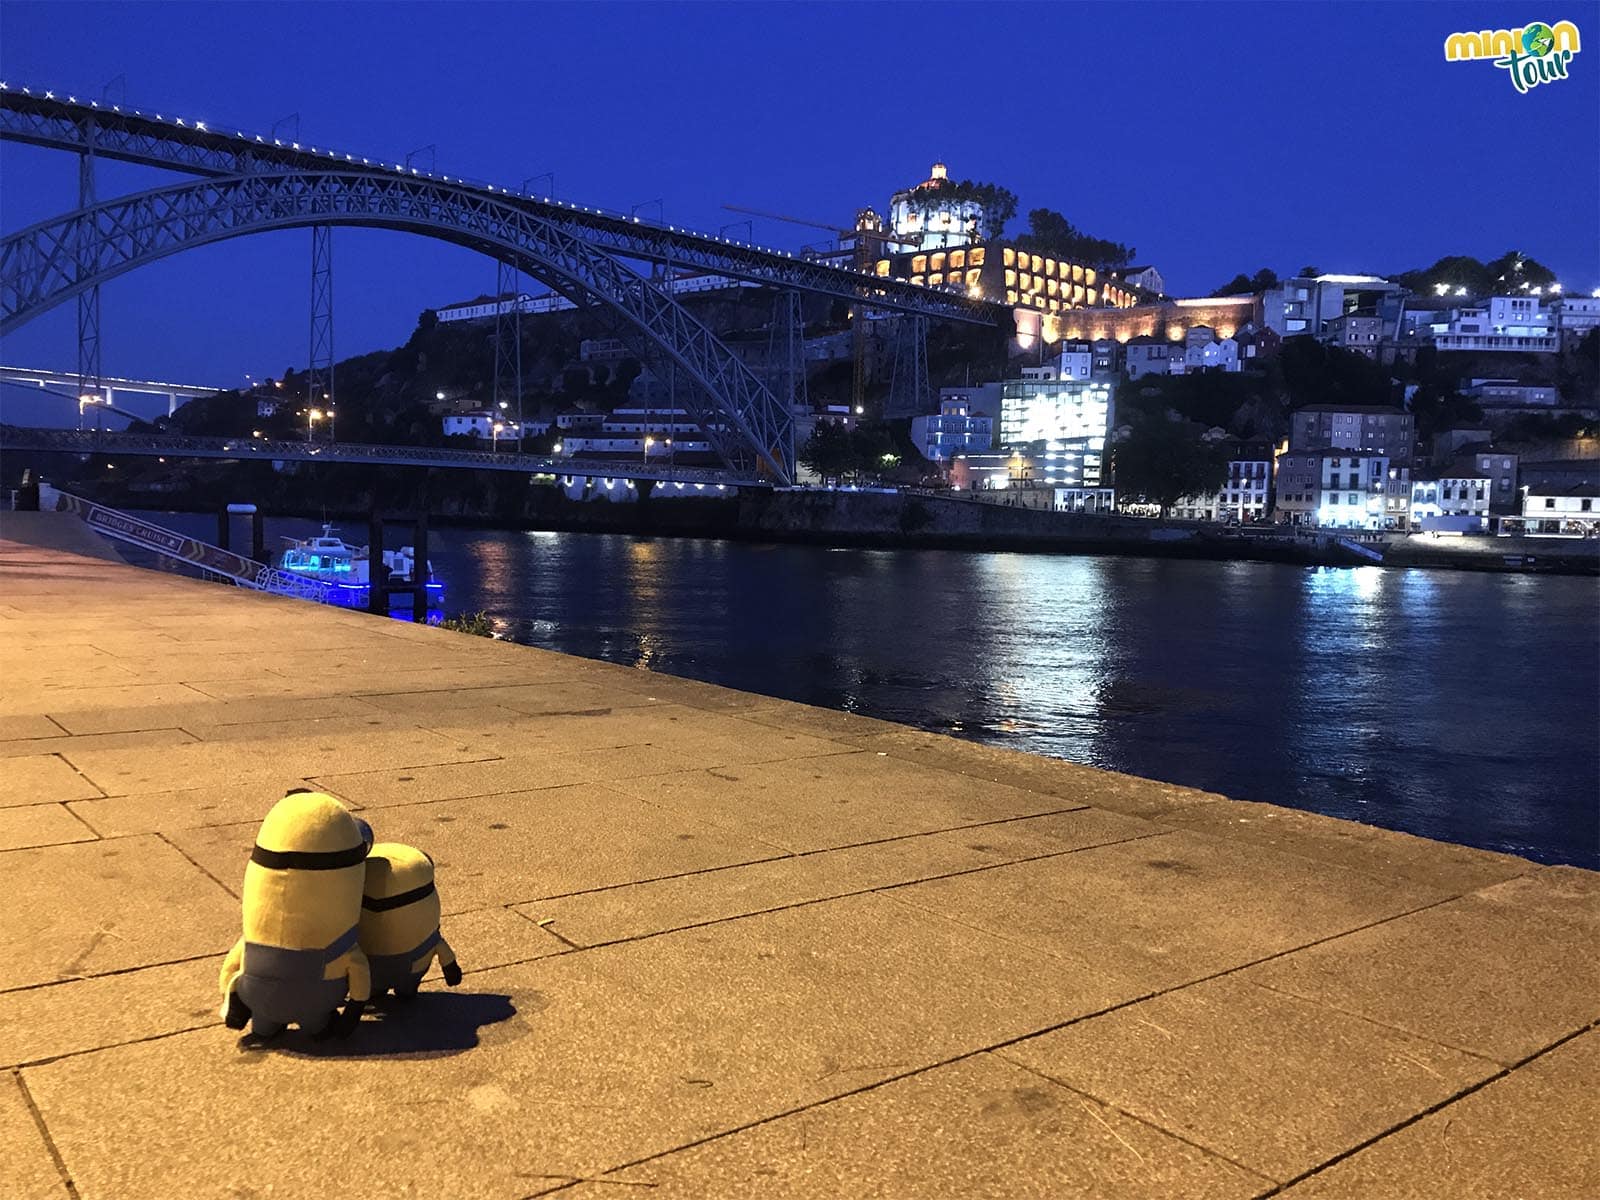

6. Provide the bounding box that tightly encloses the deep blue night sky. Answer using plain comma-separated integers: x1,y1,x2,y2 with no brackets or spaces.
2,1,1597,423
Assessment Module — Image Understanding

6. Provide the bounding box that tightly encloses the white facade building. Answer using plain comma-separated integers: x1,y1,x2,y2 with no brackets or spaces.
1519,486,1600,534
887,162,986,252
1550,295,1600,343
1428,297,1558,352
1462,379,1561,408
1182,331,1240,374
1411,475,1491,523
998,376,1112,487
1054,487,1117,513
1218,457,1272,521
556,405,711,458
1275,452,1410,529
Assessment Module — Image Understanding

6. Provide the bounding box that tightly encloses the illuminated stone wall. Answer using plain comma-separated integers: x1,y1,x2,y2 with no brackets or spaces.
1052,296,1264,345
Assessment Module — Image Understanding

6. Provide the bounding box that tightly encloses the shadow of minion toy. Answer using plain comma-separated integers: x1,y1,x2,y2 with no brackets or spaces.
220,790,374,1039
356,842,462,1002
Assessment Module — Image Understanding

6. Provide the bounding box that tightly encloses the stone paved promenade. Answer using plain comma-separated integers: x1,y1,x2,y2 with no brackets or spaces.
2,514,1596,1199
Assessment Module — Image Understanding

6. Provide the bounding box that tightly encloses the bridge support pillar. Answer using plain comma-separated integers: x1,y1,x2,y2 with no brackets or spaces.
76,118,102,409
493,262,522,447
168,392,178,417
307,225,334,430
768,291,807,473
887,315,931,421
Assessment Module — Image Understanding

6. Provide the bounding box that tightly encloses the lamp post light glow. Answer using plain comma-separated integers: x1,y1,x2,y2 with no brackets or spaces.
492,421,505,451
643,435,655,464
306,408,323,442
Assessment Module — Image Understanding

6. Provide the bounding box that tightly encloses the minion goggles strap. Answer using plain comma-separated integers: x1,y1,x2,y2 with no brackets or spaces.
362,880,437,912
252,843,369,870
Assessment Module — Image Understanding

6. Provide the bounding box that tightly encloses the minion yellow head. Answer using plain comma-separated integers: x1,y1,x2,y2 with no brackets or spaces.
241,790,370,953
359,843,441,956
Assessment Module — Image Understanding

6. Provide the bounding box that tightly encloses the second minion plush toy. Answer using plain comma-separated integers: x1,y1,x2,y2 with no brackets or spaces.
357,842,462,1000
219,789,374,1039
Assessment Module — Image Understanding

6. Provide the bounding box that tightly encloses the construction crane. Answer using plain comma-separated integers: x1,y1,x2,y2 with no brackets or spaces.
723,204,919,416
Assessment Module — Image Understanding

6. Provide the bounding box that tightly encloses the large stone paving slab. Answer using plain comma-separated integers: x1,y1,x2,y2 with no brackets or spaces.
310,742,703,809
424,702,854,765
22,894,1130,1199
1243,870,1600,1064
610,751,1080,852
997,974,1496,1182
885,828,1448,992
849,727,1230,819
167,784,793,911
0,727,197,760
567,1053,1268,1199
61,725,492,795
66,777,338,837
0,835,238,990
0,1070,64,1200
45,693,390,736
1276,1032,1600,1199
0,755,103,807
521,807,1163,947
0,803,98,852
1155,797,1534,894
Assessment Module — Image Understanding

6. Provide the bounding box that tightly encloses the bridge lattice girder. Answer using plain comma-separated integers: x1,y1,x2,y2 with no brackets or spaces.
0,171,799,482
0,89,998,324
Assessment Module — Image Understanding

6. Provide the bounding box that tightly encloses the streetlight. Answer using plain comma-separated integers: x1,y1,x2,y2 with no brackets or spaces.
492,421,505,452
307,407,323,441
643,435,655,464
552,441,563,455
435,390,446,402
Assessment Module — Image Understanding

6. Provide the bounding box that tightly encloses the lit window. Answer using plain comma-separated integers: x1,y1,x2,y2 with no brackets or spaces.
970,248,985,266
949,249,965,269
1085,268,1096,287
875,260,890,277
1019,273,1031,290
1005,269,1017,287
1045,259,1056,277
931,252,946,272
911,275,925,286
928,272,943,285
1031,255,1043,274
1003,248,1015,267
966,268,981,286
1006,289,1018,304
912,255,927,274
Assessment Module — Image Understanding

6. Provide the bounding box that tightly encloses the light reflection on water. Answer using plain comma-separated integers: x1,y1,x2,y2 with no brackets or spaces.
133,514,1600,867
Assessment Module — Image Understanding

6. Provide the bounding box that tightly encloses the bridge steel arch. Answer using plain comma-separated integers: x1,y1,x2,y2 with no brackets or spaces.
1,171,797,483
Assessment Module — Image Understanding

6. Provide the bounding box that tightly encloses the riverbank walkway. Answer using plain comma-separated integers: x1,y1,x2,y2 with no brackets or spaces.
2,512,1596,1199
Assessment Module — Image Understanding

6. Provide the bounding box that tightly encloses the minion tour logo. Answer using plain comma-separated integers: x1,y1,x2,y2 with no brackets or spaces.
1444,20,1582,92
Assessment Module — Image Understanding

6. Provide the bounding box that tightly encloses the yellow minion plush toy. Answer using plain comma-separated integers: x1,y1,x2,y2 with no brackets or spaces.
358,842,462,999
219,789,374,1038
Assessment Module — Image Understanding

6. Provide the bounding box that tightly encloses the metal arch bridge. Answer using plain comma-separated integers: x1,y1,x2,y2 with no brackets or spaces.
0,425,754,488
0,85,1007,486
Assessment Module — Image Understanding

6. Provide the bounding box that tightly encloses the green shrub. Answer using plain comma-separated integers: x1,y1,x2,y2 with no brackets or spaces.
439,610,496,637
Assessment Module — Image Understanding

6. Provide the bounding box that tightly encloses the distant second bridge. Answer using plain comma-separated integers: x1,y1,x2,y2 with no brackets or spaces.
0,425,756,487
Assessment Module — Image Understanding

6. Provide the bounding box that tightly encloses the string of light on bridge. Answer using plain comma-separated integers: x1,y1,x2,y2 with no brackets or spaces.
0,80,920,278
